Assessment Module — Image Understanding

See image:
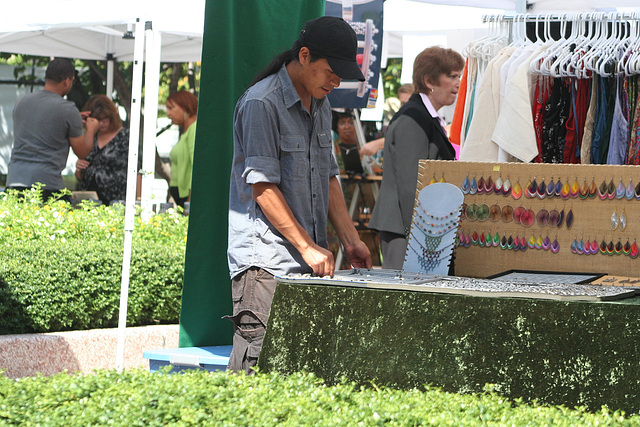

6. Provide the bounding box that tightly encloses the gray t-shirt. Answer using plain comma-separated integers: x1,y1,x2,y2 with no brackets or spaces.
227,65,340,279
7,90,83,190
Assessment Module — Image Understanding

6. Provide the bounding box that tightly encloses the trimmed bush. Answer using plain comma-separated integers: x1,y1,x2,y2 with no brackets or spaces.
0,187,187,334
0,369,637,425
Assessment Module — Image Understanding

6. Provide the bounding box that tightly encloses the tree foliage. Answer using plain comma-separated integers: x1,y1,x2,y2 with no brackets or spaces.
382,57,403,100
0,53,200,124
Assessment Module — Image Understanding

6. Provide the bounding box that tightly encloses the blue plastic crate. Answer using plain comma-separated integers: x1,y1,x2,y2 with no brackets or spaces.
143,346,232,373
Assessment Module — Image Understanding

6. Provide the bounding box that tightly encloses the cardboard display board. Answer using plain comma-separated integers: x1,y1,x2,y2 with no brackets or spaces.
416,160,640,278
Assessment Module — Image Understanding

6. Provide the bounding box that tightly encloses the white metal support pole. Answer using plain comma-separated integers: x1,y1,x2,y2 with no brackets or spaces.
336,110,380,269
116,18,145,372
353,111,378,199
106,53,114,99
141,21,161,213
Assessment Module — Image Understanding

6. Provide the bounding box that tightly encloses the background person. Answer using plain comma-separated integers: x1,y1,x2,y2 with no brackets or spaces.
368,46,464,270
332,110,361,174
75,95,129,205
166,90,197,209
6,58,92,202
226,16,372,375
360,83,414,157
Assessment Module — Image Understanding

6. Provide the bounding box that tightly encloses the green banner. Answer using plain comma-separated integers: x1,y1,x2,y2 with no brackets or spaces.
179,0,325,347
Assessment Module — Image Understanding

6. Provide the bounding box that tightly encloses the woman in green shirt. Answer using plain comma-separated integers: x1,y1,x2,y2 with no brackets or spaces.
166,90,198,209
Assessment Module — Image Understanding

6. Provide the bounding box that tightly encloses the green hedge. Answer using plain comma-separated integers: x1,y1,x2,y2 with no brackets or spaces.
0,187,187,334
0,369,637,426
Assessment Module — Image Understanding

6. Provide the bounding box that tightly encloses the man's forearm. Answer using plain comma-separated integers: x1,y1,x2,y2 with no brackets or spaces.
252,182,314,253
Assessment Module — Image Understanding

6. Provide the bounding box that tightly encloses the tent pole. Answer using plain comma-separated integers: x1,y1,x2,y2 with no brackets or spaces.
106,53,114,98
116,18,145,373
141,21,161,212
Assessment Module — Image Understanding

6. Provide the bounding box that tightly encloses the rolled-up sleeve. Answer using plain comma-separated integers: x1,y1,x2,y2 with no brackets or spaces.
237,98,282,185
244,156,281,184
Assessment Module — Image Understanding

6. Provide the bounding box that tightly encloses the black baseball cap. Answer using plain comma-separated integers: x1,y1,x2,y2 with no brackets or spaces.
301,16,365,82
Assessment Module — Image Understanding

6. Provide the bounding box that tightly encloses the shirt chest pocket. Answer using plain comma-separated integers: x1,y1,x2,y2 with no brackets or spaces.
280,135,307,181
317,132,333,177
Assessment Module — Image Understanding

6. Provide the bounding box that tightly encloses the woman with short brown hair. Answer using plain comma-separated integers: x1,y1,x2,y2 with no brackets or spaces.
369,46,464,270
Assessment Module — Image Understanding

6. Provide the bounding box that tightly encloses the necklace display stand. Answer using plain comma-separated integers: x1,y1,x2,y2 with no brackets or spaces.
403,183,463,275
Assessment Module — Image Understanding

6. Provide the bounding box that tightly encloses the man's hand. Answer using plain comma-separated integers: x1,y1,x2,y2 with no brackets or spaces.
252,182,335,276
300,244,335,277
344,240,373,269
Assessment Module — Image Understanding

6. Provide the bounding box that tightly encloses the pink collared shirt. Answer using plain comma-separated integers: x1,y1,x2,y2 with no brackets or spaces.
420,92,459,159
419,93,447,135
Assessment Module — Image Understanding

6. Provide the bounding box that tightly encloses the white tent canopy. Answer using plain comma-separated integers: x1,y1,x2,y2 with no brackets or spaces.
0,0,204,62
0,0,206,179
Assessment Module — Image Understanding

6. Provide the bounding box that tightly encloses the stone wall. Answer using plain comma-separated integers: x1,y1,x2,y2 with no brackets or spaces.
0,324,179,379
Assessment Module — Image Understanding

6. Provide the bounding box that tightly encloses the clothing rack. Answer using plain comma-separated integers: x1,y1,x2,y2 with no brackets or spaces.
482,12,640,24
455,10,640,166
481,12,640,44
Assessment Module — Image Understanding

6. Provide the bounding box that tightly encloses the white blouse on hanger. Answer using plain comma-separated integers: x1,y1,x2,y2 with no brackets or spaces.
459,46,516,162
493,42,554,162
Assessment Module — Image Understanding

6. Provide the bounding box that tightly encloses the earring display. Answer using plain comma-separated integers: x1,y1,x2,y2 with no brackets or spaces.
560,179,571,200
494,175,503,194
465,203,478,221
557,208,565,228
489,204,501,222
419,159,640,278
475,203,490,222
484,176,494,195
461,174,470,194
549,208,560,227
513,205,524,224
511,179,522,199
520,208,536,227
547,177,556,198
477,176,486,195
615,179,625,199
502,176,512,196
537,178,547,199
579,179,589,199
625,179,634,200
501,205,513,223
566,208,574,229
570,178,580,198
536,208,550,226
525,177,537,199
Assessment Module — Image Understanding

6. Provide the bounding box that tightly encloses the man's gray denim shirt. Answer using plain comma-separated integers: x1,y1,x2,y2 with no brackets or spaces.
227,64,340,279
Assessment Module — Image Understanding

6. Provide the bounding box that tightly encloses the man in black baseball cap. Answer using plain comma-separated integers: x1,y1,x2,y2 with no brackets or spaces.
301,16,365,82
226,17,372,374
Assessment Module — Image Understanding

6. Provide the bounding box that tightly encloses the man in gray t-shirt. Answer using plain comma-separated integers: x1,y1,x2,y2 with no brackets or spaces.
6,58,91,201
